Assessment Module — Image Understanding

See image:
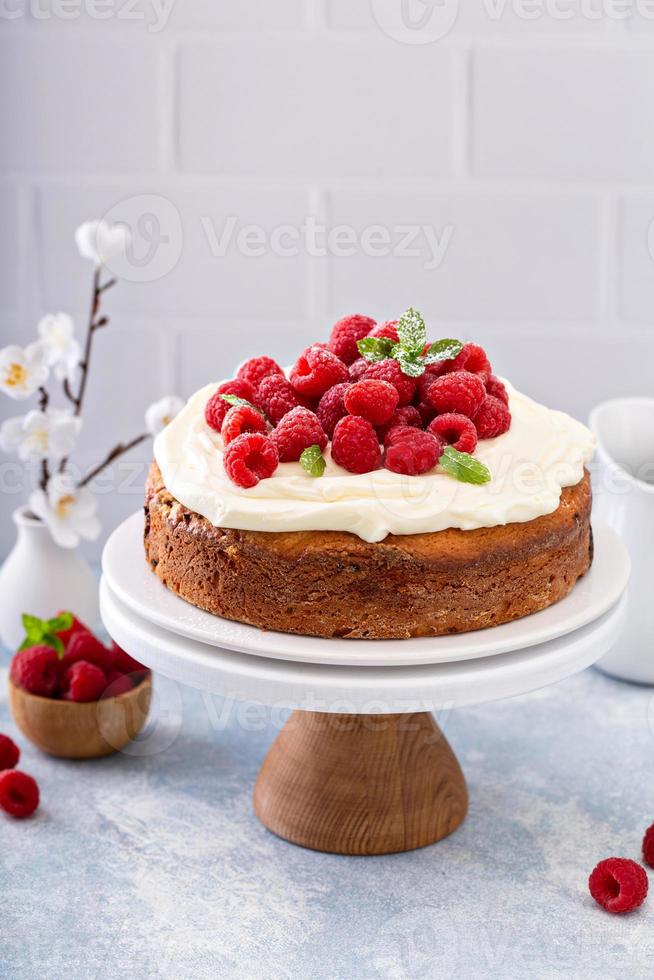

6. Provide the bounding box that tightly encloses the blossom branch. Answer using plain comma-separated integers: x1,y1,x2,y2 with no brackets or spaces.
77,432,148,488
38,386,50,491
69,269,115,418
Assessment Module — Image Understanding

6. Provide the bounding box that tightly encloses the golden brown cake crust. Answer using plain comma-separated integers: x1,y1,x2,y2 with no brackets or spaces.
144,462,592,640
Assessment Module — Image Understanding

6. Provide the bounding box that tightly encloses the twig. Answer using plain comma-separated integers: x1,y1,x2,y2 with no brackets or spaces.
38,387,50,490
77,433,148,488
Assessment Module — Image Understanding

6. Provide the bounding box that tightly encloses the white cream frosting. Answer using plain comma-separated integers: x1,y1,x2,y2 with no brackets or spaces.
154,380,595,543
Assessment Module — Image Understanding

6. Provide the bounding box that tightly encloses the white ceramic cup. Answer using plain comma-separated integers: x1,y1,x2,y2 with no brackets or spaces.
589,398,654,684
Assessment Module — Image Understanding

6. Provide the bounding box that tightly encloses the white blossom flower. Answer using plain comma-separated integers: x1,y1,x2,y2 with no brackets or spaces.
0,343,49,400
0,410,81,462
37,313,81,384
29,473,100,549
75,219,131,267
145,395,185,437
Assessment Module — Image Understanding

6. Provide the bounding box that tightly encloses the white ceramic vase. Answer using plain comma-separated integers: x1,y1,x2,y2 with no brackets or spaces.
0,507,100,651
590,397,654,685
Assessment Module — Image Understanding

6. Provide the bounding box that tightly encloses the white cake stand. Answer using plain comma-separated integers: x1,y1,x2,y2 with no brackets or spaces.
100,515,629,856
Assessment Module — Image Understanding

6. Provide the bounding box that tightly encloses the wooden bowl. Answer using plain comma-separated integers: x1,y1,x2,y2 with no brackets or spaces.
8,674,152,760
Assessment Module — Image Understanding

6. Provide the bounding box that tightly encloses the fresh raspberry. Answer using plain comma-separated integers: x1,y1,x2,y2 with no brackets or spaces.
427,371,486,419
223,432,279,488
329,314,376,365
59,629,114,674
0,770,39,819
348,358,370,382
344,379,399,426
0,734,20,771
331,416,381,474
54,611,89,647
363,359,416,406
205,379,257,432
442,343,492,382
378,405,422,444
110,641,147,675
588,858,649,914
290,345,349,399
486,374,509,406
369,320,399,343
416,399,437,427
417,362,447,402
271,407,327,463
101,671,134,699
10,646,60,697
474,396,512,439
237,356,284,389
61,660,107,703
428,413,478,454
316,382,351,439
642,824,654,869
384,430,442,476
256,374,304,425
221,404,267,445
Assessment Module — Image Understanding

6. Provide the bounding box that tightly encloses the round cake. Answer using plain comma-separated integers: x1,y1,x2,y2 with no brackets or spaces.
144,316,596,640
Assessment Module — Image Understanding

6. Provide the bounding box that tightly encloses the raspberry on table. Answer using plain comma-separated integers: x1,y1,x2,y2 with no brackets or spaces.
329,314,376,365
237,356,284,389
205,378,257,432
363,359,416,406
0,734,20,771
427,371,486,419
369,320,399,342
588,858,649,914
10,646,60,697
290,345,349,399
331,416,381,474
348,358,369,382
428,413,478,454
61,660,108,703
59,630,115,674
256,375,304,425
344,379,399,426
101,671,134,699
271,407,327,462
378,405,422,444
643,823,654,869
221,404,267,445
317,382,351,439
474,395,512,439
223,432,279,488
442,342,492,382
384,429,442,476
0,770,39,819
486,374,509,406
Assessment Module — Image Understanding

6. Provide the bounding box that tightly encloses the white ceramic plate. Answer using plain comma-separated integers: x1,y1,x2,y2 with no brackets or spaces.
100,577,627,712
102,513,629,668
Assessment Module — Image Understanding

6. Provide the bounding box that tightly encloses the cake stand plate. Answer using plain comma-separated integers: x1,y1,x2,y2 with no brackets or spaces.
99,516,629,855
103,513,626,668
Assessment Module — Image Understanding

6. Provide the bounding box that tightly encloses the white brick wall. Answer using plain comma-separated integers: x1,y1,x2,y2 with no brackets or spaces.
1,1,653,560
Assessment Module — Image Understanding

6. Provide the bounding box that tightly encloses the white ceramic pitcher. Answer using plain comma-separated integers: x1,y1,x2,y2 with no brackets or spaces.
589,398,654,684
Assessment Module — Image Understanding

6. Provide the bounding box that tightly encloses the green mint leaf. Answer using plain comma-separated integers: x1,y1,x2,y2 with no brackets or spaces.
300,444,326,478
423,338,463,365
48,612,73,634
396,308,426,358
18,613,65,656
395,349,425,378
22,613,43,635
439,446,491,485
356,336,395,362
219,393,267,420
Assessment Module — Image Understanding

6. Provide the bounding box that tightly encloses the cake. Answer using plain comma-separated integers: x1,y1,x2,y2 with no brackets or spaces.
144,311,595,640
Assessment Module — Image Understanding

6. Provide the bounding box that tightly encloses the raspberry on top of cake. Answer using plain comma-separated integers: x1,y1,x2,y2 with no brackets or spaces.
153,308,595,544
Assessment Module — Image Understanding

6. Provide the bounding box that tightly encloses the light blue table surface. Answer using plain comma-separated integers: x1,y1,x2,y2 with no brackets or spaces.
2,652,654,980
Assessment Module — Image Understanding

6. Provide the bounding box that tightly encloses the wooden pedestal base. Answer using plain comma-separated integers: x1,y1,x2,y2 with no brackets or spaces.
253,711,468,856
